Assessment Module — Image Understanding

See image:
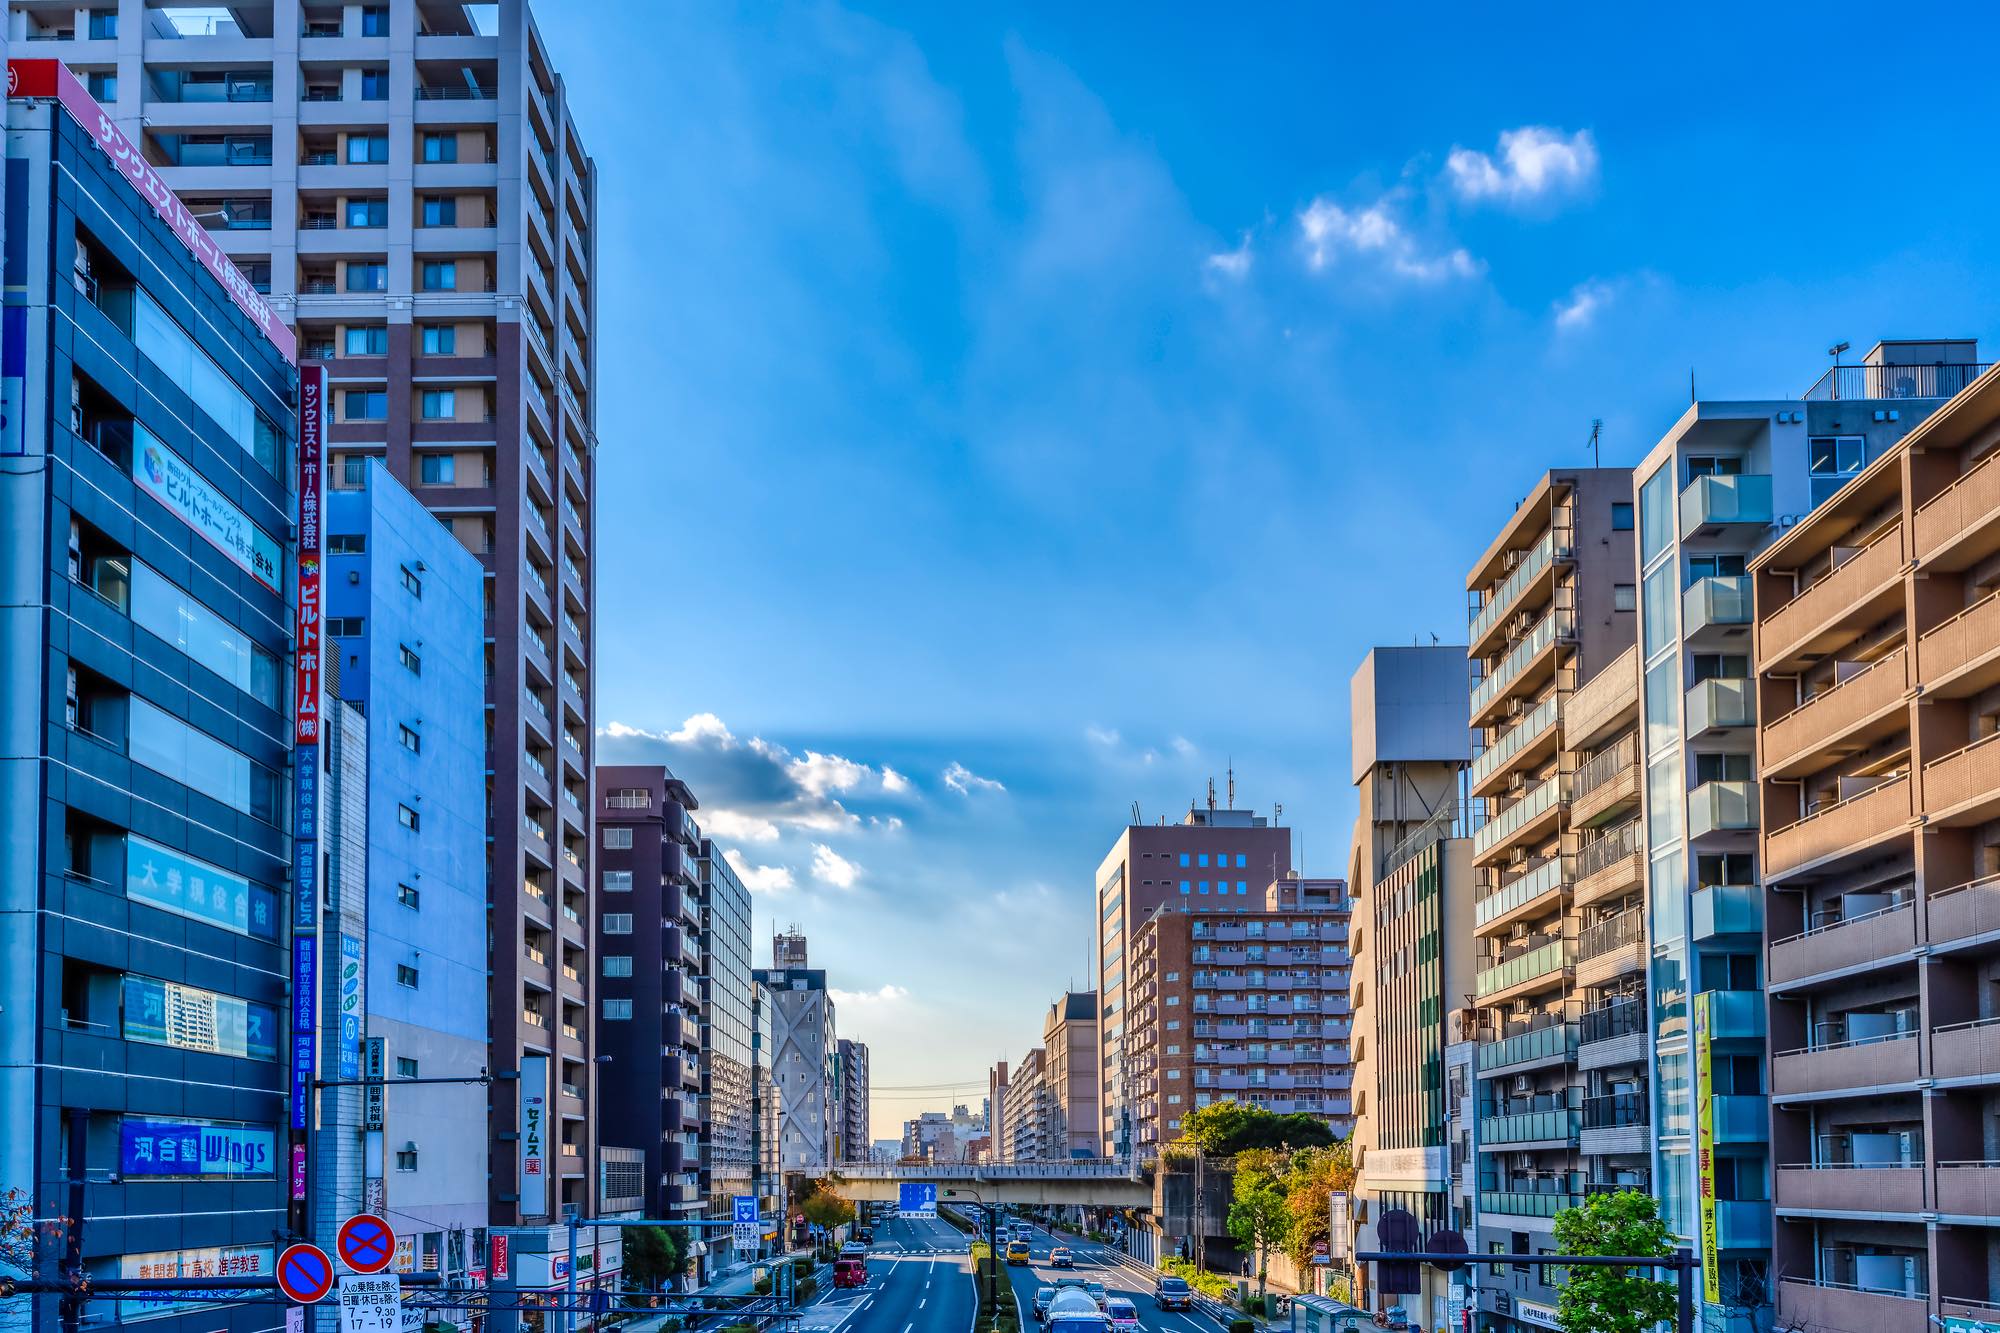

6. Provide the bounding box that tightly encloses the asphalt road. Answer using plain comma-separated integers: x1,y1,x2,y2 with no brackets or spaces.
995,1219,1219,1333
794,1213,978,1333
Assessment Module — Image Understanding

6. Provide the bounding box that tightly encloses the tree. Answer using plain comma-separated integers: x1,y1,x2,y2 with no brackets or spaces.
1181,1101,1335,1157
800,1189,855,1231
1551,1190,1677,1333
1225,1150,1293,1300
1278,1139,1355,1268
622,1227,685,1293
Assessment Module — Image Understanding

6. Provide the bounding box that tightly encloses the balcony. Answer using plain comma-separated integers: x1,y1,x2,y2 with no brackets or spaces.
1469,530,1563,652
1475,856,1571,936
1685,677,1755,740
1564,646,1637,749
1573,909,1645,989
1478,1189,1579,1218
1759,528,1906,672
1765,774,1911,880
1470,695,1561,795
1713,1200,1773,1250
1771,1031,1918,1098
1803,360,1992,402
1762,649,1909,778
1477,1022,1577,1076
1777,1280,1929,1333
1472,772,1568,865
1570,737,1639,829
1769,898,1915,987
1478,1108,1579,1148
1580,1090,1648,1155
1688,780,1757,840
1691,883,1762,940
1573,819,1643,908
1775,1164,1926,1215
1930,874,2000,952
1470,610,1572,726
1683,575,1752,644
1710,1094,1769,1146
1917,591,2000,697
1933,1015,2000,1084
1914,443,2000,570
1680,472,1774,539
1475,937,1573,1005
1920,730,2000,825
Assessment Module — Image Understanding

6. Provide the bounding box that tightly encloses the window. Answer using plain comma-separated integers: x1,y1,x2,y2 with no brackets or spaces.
397,883,420,910
131,291,281,477
128,698,277,822
603,828,633,850
1809,436,1868,507
420,389,455,420
418,454,455,485
1612,501,1635,530
400,564,423,597
421,261,457,291
603,999,633,1021
343,325,388,356
397,804,420,831
1691,653,1748,683
1197,853,1208,867
362,5,389,36
602,870,633,892
344,389,387,420
422,196,458,227
129,563,281,708
89,9,118,39
1237,881,1248,894
1613,583,1637,612
603,956,633,978
421,325,457,355
346,262,387,291
326,617,363,637
346,134,388,164
422,133,458,163
346,198,387,229
1179,853,1190,867
1694,752,1752,784
339,456,366,487
1178,880,1190,895
603,914,633,934
360,70,389,101
395,963,419,988
396,1057,419,1079
396,1148,418,1171
1689,553,1746,582
397,723,421,753
87,71,117,101
398,644,421,675
1687,455,1743,481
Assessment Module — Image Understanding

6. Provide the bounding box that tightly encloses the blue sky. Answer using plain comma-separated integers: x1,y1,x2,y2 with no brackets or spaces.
544,4,2000,1137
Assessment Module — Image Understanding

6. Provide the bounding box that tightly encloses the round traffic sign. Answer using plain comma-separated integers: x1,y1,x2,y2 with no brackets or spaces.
337,1213,396,1274
277,1243,335,1304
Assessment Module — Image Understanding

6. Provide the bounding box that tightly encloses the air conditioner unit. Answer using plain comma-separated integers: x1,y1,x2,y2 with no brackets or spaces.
1511,1075,1533,1096
1507,772,1526,793
1506,698,1526,719
1508,848,1529,867
1509,612,1535,637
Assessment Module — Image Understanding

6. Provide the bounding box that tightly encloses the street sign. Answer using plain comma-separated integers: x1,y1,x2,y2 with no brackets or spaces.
338,1214,396,1274
897,1182,938,1218
490,1234,509,1281
337,1273,401,1333
277,1243,336,1305
733,1195,760,1252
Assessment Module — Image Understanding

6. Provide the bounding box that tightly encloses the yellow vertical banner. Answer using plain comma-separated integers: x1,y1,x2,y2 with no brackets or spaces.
1694,991,1718,1305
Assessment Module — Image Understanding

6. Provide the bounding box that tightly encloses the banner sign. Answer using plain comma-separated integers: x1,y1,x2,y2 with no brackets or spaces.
290,937,317,1131
7,59,295,360
295,366,324,743
338,936,363,1080
118,1244,273,1320
120,1119,275,1179
519,1056,548,1216
126,834,276,941
130,430,281,591
1694,991,1718,1305
490,1235,508,1283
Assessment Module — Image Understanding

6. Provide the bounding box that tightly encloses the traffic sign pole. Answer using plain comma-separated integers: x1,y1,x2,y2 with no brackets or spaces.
278,1243,337,1305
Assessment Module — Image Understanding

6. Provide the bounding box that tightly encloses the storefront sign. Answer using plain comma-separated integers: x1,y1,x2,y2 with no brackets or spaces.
295,366,324,740
129,430,281,591
518,1056,548,1216
117,1243,273,1319
120,1119,275,1178
122,976,276,1061
1694,991,1718,1305
490,1235,509,1282
338,935,363,1080
126,834,276,941
291,936,317,1130
1516,1301,1558,1330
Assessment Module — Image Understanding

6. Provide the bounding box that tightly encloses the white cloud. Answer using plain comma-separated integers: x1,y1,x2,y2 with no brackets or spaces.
1297,197,1480,282
811,843,862,888
1171,736,1196,758
668,712,737,746
831,984,910,1006
705,808,781,843
789,749,873,797
1085,725,1122,747
942,761,1005,795
1446,127,1599,207
1554,279,1614,332
602,721,656,740
881,767,912,795
1204,234,1253,280
723,847,795,894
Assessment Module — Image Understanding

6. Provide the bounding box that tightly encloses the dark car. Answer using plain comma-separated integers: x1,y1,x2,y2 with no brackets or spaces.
1033,1287,1057,1322
1153,1277,1193,1312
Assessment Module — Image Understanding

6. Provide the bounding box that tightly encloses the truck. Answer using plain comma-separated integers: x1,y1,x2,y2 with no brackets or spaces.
1044,1287,1111,1333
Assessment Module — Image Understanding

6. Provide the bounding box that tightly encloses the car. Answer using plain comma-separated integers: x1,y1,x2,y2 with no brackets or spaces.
1106,1297,1139,1332
1033,1288,1057,1322
1049,1247,1075,1268
1085,1282,1107,1310
1053,1276,1086,1291
1006,1240,1033,1266
1152,1277,1192,1312
833,1259,867,1289
854,1226,873,1244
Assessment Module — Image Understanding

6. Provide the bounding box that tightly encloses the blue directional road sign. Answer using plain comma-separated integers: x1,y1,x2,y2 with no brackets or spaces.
732,1195,759,1251
898,1182,938,1219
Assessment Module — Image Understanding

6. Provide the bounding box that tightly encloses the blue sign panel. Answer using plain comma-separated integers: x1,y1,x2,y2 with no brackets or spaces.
338,936,362,1080
120,1119,276,1178
289,936,317,1131
897,1182,938,1218
126,834,277,941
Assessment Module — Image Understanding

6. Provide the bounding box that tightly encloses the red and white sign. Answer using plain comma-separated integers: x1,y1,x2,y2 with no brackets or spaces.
293,366,326,743
7,59,295,362
335,1213,395,1275
490,1235,509,1282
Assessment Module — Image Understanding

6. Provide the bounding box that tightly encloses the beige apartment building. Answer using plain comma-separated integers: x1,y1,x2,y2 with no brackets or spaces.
998,993,1100,1162
1752,365,2000,1333
18,0,604,1223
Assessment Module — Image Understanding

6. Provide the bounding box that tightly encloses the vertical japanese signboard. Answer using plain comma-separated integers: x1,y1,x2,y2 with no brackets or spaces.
519,1055,548,1217
1694,991,1718,1306
289,363,327,1236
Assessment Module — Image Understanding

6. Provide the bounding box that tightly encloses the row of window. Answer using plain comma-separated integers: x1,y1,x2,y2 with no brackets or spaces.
341,388,472,421
327,261,476,293
72,542,284,711
130,286,284,479
1176,852,1251,868
1178,881,1254,895
338,325,462,355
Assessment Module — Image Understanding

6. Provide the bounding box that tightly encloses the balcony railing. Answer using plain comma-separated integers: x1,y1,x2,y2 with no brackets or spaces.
1470,611,1571,719
1469,530,1560,644
1577,907,1644,962
1472,695,1560,789
417,86,499,100
1475,855,1571,930
1760,528,1905,668
1689,780,1757,838
1766,773,1911,878
1479,1109,1579,1146
1476,937,1573,1000
1576,817,1642,881
1478,1189,1579,1218
1679,473,1774,538
1582,1090,1648,1130
1573,736,1637,802
1802,360,1992,401
1916,443,2000,564
1683,574,1752,637
1921,729,2000,817
1579,995,1644,1045
1478,1022,1577,1074
1473,772,1568,860
1764,648,1908,770
1685,677,1754,736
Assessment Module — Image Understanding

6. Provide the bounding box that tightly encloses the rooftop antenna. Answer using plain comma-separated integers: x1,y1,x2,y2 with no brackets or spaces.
1206,778,1217,816
1227,761,1235,811
1689,366,1697,404
1587,418,1603,468
1131,800,1142,826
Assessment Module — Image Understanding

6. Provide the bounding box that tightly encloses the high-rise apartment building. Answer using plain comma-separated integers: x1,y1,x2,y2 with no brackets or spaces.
593,767,704,1221
1002,1050,1048,1162
21,0,605,1224
755,934,837,1172
1040,992,1102,1159
698,840,755,1268
1096,803,1291,1157
1622,346,1977,1327
1127,882,1352,1162
987,1060,1011,1162
1458,470,1636,1333
1346,647,1471,1333
837,1038,871,1164
1746,363,2000,1333
326,459,489,1283
0,60,299,1331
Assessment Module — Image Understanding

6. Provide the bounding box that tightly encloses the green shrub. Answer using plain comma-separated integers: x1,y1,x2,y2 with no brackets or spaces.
794,1277,818,1302
751,1276,772,1296
1229,1320,1255,1333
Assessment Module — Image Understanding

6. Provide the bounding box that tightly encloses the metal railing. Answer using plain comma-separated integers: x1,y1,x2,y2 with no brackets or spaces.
1577,908,1644,962
1573,736,1637,800
1580,995,1644,1045
1472,695,1560,788
1470,610,1571,717
1469,530,1561,643
1582,1090,1649,1130
1802,361,1993,401
1472,772,1567,859
1475,855,1570,929
1576,818,1641,880
417,86,498,100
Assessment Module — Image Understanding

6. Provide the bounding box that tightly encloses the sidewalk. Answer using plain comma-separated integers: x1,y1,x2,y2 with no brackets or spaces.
612,1249,820,1333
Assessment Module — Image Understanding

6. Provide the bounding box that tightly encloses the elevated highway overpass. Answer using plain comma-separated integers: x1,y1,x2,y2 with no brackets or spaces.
820,1161,1153,1208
